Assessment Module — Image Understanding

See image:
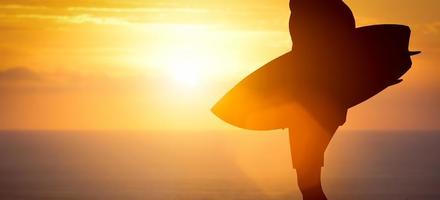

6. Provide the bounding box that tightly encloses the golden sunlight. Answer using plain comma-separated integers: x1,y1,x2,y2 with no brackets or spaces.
0,0,436,132
164,46,212,89
167,54,201,88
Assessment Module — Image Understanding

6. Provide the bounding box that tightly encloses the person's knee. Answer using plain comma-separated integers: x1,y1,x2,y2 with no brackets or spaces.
296,165,322,188
297,176,318,192
297,178,312,192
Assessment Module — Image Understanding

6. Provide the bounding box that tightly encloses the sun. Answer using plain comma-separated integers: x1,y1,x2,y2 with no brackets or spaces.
170,59,201,88
164,47,209,89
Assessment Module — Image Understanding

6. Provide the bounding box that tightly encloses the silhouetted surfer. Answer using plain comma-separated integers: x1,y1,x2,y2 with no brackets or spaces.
212,0,419,199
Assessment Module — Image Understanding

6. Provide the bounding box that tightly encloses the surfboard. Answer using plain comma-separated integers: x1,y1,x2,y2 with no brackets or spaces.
212,24,419,131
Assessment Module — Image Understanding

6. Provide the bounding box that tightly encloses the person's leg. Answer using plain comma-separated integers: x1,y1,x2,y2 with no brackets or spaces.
296,163,327,200
289,122,338,200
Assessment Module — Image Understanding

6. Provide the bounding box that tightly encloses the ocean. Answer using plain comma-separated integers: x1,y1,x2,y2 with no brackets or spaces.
0,130,438,200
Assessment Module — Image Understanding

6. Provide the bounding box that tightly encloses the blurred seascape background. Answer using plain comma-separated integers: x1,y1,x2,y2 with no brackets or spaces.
0,130,438,200
0,1,439,199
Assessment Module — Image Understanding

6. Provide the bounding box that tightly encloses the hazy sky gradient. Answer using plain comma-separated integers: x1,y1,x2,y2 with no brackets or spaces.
0,0,438,130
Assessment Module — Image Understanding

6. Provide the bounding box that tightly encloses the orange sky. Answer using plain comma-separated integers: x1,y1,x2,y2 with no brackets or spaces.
0,0,438,130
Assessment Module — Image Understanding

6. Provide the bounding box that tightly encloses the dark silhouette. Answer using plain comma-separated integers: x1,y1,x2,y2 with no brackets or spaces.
211,0,419,199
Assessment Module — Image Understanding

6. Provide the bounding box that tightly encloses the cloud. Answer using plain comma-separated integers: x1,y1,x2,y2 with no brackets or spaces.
0,67,40,81
0,66,161,96
66,6,209,14
0,6,208,27
11,14,131,26
0,2,287,31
